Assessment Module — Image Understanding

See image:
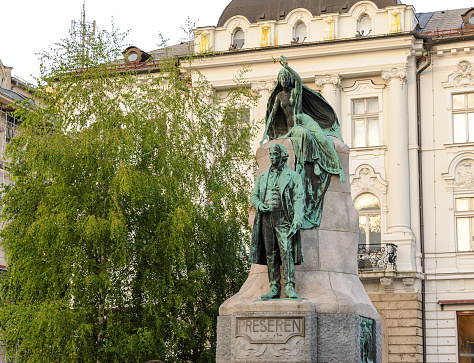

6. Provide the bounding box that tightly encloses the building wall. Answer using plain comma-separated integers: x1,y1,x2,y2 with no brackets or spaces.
420,38,474,362
191,1,474,361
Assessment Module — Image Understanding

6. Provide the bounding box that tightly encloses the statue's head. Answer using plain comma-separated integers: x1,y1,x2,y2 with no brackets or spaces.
269,143,289,167
278,68,295,89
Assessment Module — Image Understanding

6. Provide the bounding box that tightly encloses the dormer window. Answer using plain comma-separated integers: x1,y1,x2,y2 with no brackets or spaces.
462,8,474,28
123,46,152,64
358,15,372,36
232,29,245,49
294,22,307,43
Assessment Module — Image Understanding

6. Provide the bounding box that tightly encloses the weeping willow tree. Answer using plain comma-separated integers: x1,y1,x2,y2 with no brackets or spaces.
0,24,257,363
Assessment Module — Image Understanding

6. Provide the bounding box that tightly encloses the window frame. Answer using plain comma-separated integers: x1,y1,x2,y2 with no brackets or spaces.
452,91,474,144
355,193,382,248
232,28,245,49
455,196,474,252
343,80,385,148
351,97,380,148
294,21,307,43
358,14,372,36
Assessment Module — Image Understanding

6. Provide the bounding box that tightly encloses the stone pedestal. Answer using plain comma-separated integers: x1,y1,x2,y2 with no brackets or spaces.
217,137,382,363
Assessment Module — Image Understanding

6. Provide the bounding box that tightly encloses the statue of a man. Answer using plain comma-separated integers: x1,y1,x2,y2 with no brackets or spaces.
249,143,304,299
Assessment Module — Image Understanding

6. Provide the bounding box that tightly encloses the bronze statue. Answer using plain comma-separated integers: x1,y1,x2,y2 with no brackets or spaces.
250,143,304,299
261,56,345,229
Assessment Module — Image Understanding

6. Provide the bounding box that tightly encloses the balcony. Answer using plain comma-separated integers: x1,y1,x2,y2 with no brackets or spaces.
358,243,397,272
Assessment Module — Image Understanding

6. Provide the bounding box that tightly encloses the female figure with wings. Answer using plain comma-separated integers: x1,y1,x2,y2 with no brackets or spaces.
261,56,345,229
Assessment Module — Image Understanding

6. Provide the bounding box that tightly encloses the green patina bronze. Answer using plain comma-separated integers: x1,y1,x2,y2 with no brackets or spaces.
360,317,375,363
250,57,346,300
250,143,304,299
261,56,346,229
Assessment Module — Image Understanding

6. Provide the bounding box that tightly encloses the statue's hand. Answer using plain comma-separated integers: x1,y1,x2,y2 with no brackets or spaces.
279,55,288,68
259,204,270,213
288,219,302,238
293,219,302,230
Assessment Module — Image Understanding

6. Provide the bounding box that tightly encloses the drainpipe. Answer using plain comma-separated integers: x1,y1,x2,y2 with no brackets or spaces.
416,35,432,363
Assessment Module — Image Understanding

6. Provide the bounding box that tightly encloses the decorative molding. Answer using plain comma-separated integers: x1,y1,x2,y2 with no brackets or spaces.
343,79,385,94
454,60,474,88
315,74,341,94
235,337,267,356
323,17,335,40
251,80,275,93
260,24,271,47
390,10,401,33
380,277,394,293
351,164,388,206
455,159,474,188
443,60,474,88
235,336,303,358
381,67,407,87
443,154,474,190
403,277,415,292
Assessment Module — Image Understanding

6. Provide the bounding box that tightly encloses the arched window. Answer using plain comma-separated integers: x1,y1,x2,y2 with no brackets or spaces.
294,22,307,42
358,15,372,36
355,193,381,246
233,29,245,49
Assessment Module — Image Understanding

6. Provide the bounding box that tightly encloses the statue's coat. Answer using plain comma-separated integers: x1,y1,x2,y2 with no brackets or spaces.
249,164,304,265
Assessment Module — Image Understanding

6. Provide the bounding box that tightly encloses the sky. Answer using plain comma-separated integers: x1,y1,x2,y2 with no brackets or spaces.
1,0,473,84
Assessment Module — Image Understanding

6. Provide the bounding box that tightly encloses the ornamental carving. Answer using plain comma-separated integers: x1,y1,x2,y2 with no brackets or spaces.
382,68,407,84
455,159,474,188
324,17,335,40
234,336,304,358
315,74,341,91
351,165,388,205
453,60,474,88
251,80,276,93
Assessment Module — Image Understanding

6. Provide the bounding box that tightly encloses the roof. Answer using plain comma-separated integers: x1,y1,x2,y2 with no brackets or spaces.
217,0,401,27
0,87,27,102
416,12,434,31
418,8,469,33
148,41,194,59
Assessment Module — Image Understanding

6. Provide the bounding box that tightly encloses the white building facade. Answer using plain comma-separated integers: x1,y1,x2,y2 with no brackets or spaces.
186,1,474,361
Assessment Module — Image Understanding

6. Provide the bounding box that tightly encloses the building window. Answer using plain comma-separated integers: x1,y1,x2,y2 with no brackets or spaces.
458,312,474,362
294,22,307,42
355,193,381,247
228,108,251,144
232,29,245,49
358,15,372,36
352,98,379,147
453,92,474,143
455,197,474,251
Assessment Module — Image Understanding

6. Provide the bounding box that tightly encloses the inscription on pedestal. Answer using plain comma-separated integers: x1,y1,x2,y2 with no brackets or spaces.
235,316,305,344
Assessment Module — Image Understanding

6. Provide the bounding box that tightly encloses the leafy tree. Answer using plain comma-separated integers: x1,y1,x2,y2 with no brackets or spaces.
0,24,256,363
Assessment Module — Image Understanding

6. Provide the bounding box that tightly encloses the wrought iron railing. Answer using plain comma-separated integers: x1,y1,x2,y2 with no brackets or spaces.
357,243,397,271
419,27,474,39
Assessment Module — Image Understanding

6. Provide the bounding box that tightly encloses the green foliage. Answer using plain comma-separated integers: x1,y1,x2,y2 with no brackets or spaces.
0,25,257,363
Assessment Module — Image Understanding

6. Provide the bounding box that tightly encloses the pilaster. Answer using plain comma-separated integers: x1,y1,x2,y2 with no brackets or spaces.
251,80,275,146
315,74,341,120
381,67,416,272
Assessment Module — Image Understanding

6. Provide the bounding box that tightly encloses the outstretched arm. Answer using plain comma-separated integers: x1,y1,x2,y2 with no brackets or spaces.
279,56,302,97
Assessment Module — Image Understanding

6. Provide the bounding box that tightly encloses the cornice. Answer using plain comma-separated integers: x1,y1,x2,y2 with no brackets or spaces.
192,34,421,70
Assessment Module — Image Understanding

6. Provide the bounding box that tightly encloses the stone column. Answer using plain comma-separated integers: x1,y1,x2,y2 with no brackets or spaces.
315,74,341,120
381,67,416,271
251,80,275,149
